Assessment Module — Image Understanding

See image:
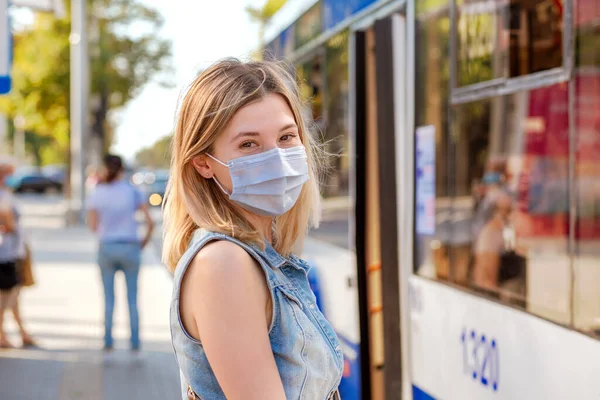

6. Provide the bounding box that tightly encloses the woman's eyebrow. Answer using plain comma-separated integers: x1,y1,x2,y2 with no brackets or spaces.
280,123,297,132
230,131,260,143
230,124,297,143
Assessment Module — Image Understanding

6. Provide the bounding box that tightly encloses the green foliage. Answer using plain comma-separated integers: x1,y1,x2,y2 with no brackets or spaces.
246,0,287,23
246,0,287,58
5,122,56,166
416,0,450,14
134,134,171,169
0,0,172,165
25,130,55,166
0,14,71,161
89,0,173,150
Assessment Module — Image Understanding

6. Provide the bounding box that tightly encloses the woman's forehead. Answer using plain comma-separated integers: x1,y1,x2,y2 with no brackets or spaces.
225,94,296,134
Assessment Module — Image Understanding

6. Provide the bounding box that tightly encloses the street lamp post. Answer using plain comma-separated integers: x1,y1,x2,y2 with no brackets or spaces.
68,0,87,225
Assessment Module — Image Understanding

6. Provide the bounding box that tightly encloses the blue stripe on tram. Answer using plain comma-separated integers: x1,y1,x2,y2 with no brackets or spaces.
412,385,436,400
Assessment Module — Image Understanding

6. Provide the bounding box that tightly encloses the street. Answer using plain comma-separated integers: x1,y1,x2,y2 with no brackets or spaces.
0,194,180,400
0,194,354,400
0,193,358,400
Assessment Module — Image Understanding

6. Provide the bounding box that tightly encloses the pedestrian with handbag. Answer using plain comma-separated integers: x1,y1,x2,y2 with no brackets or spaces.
11,218,37,348
0,158,20,348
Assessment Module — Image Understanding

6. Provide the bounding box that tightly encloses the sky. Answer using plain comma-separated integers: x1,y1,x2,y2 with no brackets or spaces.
112,0,264,161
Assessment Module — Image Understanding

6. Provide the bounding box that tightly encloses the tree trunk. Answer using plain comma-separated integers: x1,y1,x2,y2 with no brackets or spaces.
90,85,108,166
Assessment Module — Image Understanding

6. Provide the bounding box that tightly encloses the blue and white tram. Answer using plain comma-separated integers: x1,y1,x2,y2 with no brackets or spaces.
266,0,600,399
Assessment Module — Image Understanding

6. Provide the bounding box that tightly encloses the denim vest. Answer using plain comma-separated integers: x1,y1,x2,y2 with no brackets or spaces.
170,230,344,399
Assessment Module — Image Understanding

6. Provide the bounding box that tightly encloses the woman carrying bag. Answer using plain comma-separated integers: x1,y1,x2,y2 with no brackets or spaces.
0,158,35,348
12,217,37,347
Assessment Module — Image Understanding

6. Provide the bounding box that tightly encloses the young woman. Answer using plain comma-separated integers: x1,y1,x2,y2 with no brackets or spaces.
12,227,36,348
164,59,343,399
0,160,19,348
0,158,36,349
87,154,154,350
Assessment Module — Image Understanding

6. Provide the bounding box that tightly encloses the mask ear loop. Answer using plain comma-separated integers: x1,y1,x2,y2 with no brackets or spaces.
206,153,228,167
206,154,231,196
211,176,230,196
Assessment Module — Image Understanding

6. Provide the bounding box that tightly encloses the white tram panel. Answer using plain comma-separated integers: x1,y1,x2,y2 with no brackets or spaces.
409,276,600,400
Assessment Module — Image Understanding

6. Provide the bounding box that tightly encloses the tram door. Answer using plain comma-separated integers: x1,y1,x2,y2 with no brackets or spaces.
353,10,408,400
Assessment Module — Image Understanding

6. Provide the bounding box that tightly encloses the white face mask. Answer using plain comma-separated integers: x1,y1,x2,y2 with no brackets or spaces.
207,146,309,217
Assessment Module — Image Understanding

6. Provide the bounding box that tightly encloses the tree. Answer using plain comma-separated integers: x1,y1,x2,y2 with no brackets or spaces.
246,0,287,57
5,122,54,167
134,134,171,169
89,0,173,155
0,0,172,165
0,13,71,165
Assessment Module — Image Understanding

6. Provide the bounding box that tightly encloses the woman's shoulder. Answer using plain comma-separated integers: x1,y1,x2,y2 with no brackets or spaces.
188,239,260,282
180,240,270,309
196,239,252,261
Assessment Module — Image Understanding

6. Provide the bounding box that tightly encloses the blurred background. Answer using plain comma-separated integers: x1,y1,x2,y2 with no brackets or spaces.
1,0,600,399
0,1,291,399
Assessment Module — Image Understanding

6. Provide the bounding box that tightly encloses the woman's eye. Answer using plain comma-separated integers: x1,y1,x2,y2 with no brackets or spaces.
280,133,297,142
240,141,257,149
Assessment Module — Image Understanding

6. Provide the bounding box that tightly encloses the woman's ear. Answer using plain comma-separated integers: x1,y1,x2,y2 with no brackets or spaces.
191,155,214,179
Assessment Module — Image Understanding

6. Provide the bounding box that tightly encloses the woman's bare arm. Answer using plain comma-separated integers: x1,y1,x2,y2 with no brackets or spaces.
181,240,285,400
138,204,155,249
87,210,98,232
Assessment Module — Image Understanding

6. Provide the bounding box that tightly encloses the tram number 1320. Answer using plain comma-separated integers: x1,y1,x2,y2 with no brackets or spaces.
461,328,499,392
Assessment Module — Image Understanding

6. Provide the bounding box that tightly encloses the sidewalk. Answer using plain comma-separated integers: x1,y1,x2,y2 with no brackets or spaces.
0,217,180,399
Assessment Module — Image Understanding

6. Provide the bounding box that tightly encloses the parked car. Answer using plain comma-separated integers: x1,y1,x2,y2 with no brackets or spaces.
6,172,63,194
142,175,169,207
42,164,67,186
136,171,169,207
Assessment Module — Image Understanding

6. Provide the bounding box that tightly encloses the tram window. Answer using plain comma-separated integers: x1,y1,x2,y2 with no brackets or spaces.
323,30,350,199
295,1,322,49
455,0,564,87
414,2,451,280
297,54,324,123
574,4,600,338
451,85,572,324
301,31,351,249
416,83,575,325
295,32,351,249
455,0,505,86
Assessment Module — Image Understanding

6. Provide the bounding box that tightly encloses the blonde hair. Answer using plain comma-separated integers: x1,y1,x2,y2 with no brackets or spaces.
162,58,323,271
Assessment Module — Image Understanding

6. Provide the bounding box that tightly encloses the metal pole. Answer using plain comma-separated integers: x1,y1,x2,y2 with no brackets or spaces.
13,114,25,162
68,0,87,225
